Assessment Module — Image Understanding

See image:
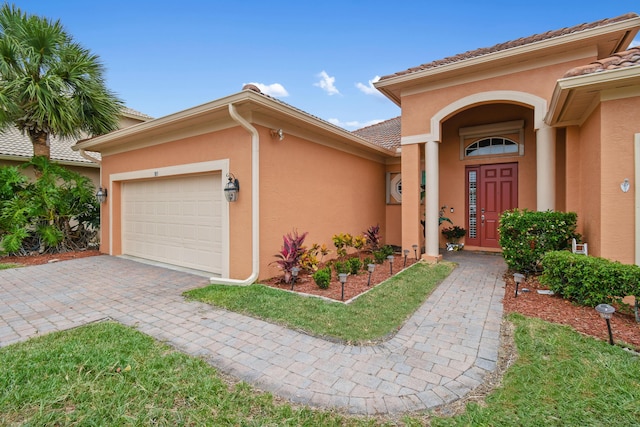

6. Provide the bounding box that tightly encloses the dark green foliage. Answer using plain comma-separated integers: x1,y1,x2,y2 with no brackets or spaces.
348,257,362,275
373,245,394,264
498,209,578,273
312,267,331,289
333,260,349,275
541,251,640,306
272,230,308,283
0,157,99,254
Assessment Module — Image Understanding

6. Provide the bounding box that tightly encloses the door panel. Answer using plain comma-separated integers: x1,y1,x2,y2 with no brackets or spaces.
466,163,518,248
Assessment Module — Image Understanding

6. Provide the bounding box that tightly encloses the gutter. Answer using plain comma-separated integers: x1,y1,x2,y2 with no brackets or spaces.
208,103,260,285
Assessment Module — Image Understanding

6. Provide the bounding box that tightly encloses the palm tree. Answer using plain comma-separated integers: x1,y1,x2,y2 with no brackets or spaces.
0,4,123,160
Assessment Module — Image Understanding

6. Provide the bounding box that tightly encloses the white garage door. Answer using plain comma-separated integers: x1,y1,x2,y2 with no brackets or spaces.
122,173,223,274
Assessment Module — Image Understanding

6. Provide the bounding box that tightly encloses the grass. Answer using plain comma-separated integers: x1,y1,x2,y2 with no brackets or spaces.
2,315,638,425
185,262,454,343
0,321,379,426
411,313,640,427
0,262,21,270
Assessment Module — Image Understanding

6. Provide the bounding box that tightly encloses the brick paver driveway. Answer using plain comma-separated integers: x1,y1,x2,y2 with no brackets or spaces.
0,253,505,415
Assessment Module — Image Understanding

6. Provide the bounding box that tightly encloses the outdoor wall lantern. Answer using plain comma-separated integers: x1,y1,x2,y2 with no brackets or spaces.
387,255,395,275
621,178,630,193
224,173,240,202
95,187,108,204
290,267,300,291
412,244,418,260
595,303,616,345
367,263,375,287
513,273,525,298
403,249,409,267
338,273,348,301
270,128,284,141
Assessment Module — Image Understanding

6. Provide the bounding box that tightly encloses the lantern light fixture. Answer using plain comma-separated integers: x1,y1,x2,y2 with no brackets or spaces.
290,267,300,290
513,273,525,298
367,263,375,287
224,173,240,202
387,255,394,275
96,187,108,204
595,303,616,345
338,273,348,301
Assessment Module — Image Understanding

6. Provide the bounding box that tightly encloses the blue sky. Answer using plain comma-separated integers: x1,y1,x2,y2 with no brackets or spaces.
12,1,640,130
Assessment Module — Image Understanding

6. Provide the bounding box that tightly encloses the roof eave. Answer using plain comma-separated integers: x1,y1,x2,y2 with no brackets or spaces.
546,66,640,126
74,90,395,158
374,15,640,104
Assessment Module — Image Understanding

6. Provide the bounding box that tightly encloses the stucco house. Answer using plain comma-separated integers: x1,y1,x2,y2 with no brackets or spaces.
73,13,640,283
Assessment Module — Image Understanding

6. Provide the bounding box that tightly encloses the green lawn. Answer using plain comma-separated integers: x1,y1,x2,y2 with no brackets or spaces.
185,262,454,343
0,262,21,270
2,316,638,425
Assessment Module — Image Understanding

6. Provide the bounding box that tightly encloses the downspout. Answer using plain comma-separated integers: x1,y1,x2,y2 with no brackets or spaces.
209,103,260,285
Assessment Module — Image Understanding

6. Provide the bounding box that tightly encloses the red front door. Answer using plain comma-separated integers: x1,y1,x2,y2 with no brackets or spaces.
466,163,518,248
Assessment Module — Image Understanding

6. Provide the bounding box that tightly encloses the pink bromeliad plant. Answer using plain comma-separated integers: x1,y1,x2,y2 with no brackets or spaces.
272,230,308,283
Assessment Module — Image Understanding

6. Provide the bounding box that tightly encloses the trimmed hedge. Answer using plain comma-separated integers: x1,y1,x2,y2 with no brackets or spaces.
498,209,577,273
540,251,640,306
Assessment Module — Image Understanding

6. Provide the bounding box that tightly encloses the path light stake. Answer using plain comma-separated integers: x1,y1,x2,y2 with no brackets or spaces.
513,273,525,298
367,263,375,287
412,244,418,260
387,255,394,275
338,273,348,301
595,304,616,345
403,249,409,267
290,267,300,291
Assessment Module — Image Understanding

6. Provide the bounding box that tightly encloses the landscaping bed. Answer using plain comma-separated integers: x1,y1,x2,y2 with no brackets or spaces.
0,249,102,266
263,256,419,302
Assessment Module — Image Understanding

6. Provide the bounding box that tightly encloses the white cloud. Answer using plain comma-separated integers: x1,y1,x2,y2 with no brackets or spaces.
314,71,340,95
355,75,383,96
243,82,289,97
328,117,383,130
631,39,640,47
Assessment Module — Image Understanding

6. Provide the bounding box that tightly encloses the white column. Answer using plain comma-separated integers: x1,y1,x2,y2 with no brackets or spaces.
425,140,440,259
536,124,556,211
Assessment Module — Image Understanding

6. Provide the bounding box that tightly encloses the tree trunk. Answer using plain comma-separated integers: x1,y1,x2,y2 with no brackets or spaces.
28,129,51,159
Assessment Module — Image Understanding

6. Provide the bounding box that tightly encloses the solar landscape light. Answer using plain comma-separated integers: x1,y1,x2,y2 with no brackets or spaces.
403,249,409,267
338,273,348,301
367,263,375,287
290,267,300,291
412,244,418,260
595,303,616,345
513,273,525,298
387,255,395,275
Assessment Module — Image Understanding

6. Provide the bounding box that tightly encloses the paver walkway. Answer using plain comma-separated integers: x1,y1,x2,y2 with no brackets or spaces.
0,252,506,415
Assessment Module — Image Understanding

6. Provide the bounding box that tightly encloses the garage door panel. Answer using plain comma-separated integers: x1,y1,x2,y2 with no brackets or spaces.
122,173,223,274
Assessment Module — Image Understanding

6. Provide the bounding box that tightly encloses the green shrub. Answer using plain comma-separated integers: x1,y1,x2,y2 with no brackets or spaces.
498,209,578,273
333,260,349,275
362,257,374,271
540,251,640,306
348,257,362,275
373,245,394,264
313,268,331,289
0,157,99,255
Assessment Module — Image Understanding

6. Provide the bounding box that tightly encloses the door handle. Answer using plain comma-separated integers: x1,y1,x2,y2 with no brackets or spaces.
481,214,485,224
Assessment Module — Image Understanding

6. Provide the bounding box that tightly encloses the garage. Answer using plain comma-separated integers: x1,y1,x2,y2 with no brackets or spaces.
121,173,224,275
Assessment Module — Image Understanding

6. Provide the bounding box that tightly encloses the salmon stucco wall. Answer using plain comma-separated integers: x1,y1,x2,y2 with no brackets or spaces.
100,126,253,279
100,123,389,281
598,96,640,264
258,125,388,280
577,106,603,257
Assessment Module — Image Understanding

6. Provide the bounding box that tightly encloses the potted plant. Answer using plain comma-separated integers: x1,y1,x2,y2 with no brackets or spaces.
441,225,466,251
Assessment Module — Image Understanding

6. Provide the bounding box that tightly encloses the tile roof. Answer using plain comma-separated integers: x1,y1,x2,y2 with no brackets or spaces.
0,127,101,164
352,116,401,150
121,106,154,120
380,13,639,81
562,46,640,77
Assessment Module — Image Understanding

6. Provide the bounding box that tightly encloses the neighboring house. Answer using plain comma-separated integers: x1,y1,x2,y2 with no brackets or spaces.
0,107,153,186
74,13,640,282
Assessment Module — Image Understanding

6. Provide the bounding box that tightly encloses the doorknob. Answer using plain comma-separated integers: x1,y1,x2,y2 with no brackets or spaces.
481,214,485,224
